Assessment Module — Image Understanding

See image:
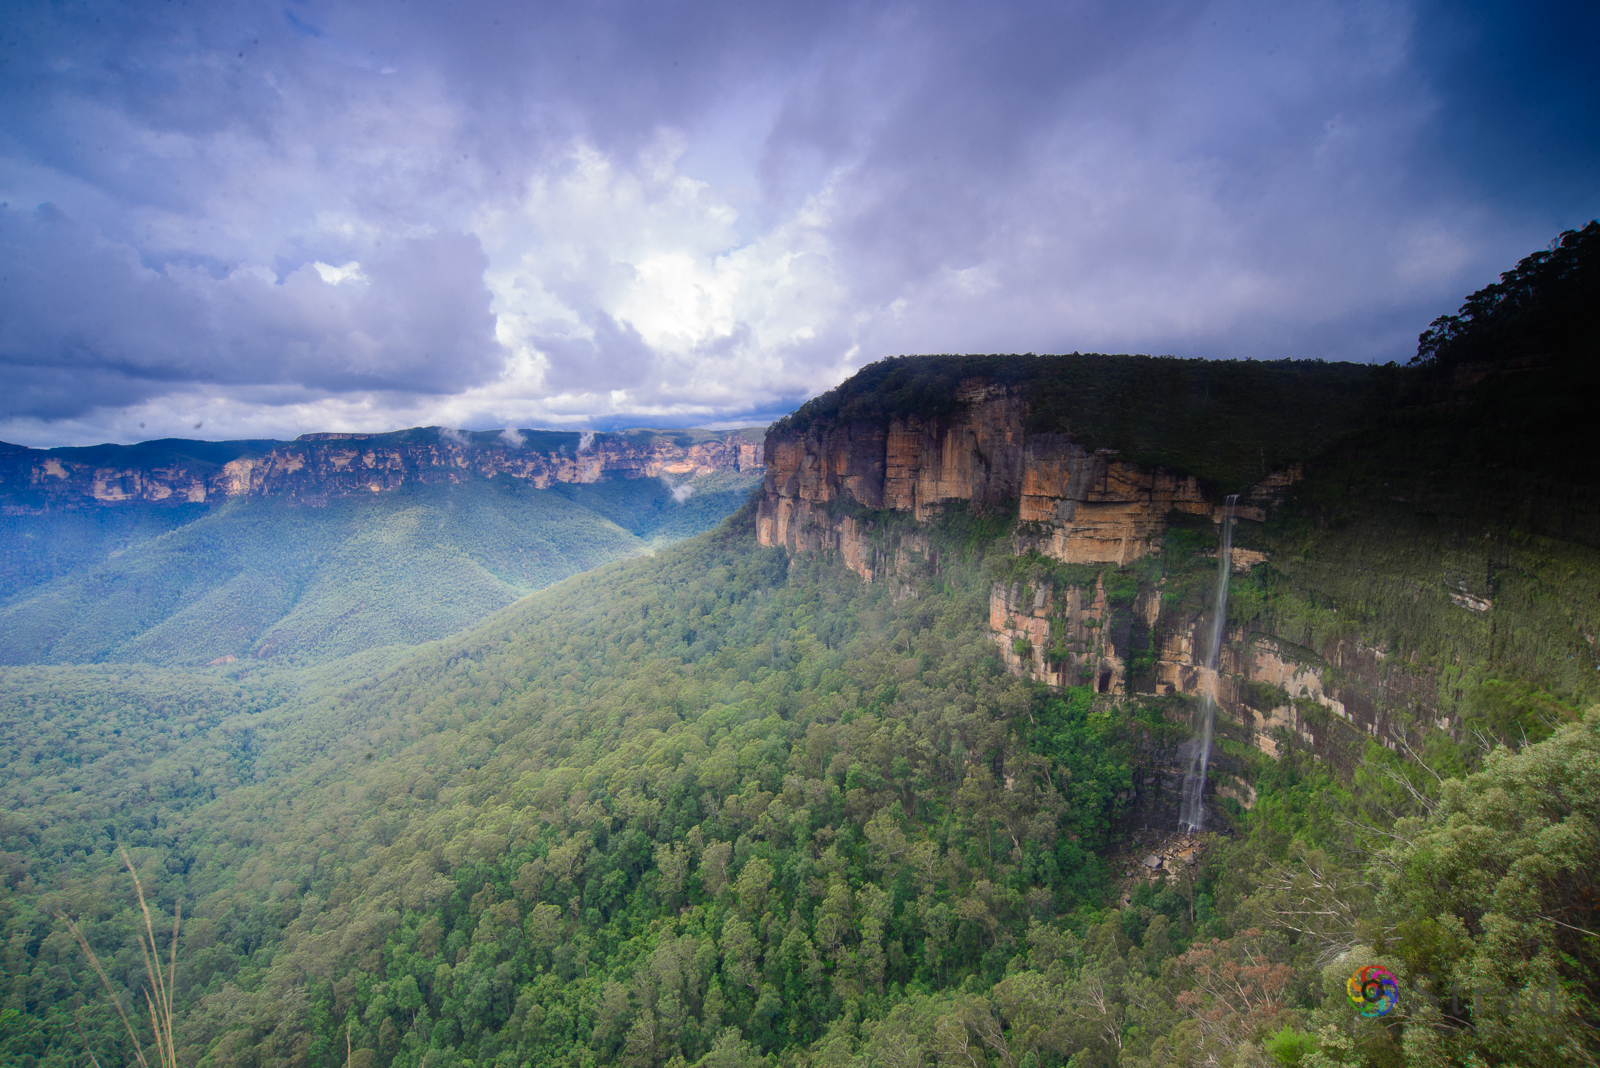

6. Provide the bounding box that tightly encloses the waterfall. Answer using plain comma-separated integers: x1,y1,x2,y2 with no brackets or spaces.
1179,493,1239,833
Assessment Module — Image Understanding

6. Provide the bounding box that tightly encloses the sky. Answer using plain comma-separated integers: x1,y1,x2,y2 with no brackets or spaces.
0,0,1595,447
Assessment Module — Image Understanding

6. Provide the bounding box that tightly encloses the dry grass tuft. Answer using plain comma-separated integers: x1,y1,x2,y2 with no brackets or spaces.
57,846,180,1068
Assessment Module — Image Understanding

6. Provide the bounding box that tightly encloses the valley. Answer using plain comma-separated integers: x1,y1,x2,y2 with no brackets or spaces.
0,429,764,667
2,225,1598,1068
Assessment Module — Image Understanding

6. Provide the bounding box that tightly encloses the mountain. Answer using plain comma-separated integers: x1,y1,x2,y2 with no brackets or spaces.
0,426,763,511
0,428,764,666
2,224,1597,1068
757,344,1600,816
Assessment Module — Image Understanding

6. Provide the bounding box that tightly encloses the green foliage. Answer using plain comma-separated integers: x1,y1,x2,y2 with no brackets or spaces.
1240,679,1291,711
932,497,1020,556
1463,676,1578,745
0,473,760,668
1377,712,1600,1067
985,551,1101,593
0,510,1161,1068
0,502,213,602
1257,447,1600,725
3,503,1596,1068
1265,1025,1318,1065
1103,572,1139,607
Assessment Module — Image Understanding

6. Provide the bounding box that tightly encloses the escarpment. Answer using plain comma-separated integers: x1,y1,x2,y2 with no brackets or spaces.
757,381,1295,574
757,357,1600,790
987,566,1442,781
755,377,1353,774
0,426,762,510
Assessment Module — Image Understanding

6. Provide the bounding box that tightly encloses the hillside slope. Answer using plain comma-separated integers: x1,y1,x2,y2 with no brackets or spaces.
9,482,1590,1068
3,225,1596,1068
6,500,1167,1068
0,465,761,667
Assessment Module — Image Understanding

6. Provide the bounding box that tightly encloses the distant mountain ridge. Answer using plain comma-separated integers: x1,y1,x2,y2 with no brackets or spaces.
0,425,764,510
0,424,768,667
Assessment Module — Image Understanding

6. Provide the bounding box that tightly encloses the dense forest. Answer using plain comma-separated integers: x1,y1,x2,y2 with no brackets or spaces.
2,225,1598,1068
0,470,761,667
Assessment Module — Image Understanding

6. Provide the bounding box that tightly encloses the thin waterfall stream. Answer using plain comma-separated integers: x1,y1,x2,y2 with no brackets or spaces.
1179,493,1239,832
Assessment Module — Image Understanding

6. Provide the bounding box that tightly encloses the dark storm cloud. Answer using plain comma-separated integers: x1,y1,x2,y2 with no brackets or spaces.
0,0,1594,444
1410,0,1600,211
0,203,499,419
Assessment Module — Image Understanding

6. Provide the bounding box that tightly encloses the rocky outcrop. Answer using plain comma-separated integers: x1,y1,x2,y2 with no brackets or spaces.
757,379,1294,577
0,427,763,510
1015,443,1214,566
756,382,1029,557
988,546,1445,773
756,375,1442,775
988,564,1446,780
990,571,1123,690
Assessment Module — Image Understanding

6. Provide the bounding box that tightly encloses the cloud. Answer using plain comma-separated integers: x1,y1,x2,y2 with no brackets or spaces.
499,427,525,447
533,309,660,395
0,0,1593,445
0,204,499,423
479,136,849,418
314,260,366,285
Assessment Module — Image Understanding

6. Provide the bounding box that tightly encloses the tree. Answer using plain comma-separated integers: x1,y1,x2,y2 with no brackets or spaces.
1413,220,1600,368
1378,710,1600,1067
1172,927,1296,1058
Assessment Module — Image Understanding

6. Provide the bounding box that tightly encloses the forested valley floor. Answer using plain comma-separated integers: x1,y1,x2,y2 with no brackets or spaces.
4,492,1595,1068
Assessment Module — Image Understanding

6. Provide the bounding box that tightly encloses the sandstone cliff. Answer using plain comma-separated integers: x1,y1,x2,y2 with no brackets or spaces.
988,570,1440,780
757,376,1444,784
0,427,763,510
757,379,1292,576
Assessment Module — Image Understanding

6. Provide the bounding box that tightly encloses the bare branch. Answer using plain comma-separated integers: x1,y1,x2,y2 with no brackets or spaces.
1542,915,1600,939
1395,735,1445,786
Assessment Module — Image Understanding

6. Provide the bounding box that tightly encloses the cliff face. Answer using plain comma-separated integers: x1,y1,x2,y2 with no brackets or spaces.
758,377,1449,783
0,428,763,510
987,568,1439,777
757,382,1024,554
757,380,1289,575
